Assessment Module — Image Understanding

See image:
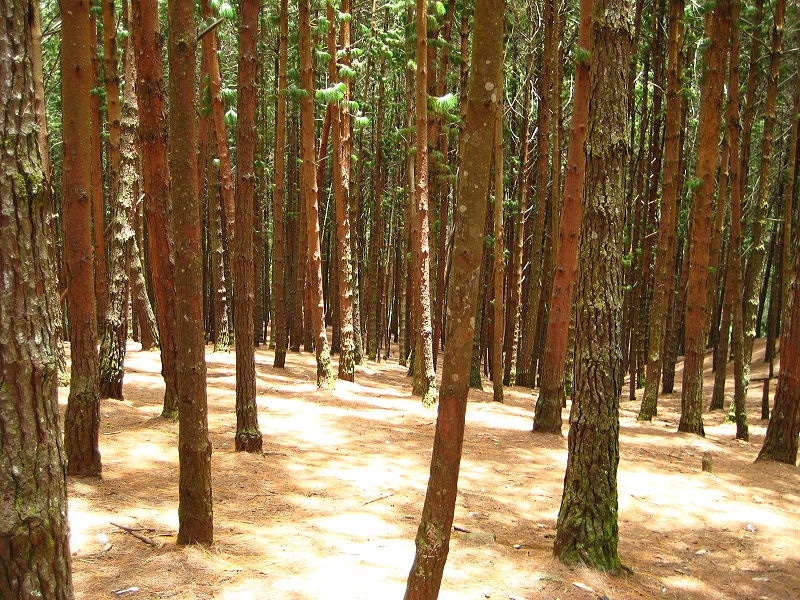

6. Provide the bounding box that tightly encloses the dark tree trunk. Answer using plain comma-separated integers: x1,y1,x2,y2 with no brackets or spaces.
168,0,214,545
0,3,74,594
403,0,503,594
553,0,633,571
272,0,289,367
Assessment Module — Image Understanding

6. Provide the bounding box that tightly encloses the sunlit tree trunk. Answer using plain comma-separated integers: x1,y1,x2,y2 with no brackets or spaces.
491,80,505,404
168,0,214,544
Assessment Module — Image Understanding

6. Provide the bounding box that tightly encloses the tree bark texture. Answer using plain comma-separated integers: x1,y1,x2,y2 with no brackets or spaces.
678,0,729,437
233,0,263,453
0,3,74,594
62,0,102,477
553,0,633,572
410,0,438,405
403,0,503,595
132,0,180,419
168,0,214,545
99,21,139,400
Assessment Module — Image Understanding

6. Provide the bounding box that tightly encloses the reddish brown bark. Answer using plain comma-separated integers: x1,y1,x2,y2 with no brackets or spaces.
535,0,593,433
131,0,180,419
62,0,102,477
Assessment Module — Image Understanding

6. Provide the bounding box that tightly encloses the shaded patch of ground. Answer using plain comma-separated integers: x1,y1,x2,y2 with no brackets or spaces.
62,338,800,599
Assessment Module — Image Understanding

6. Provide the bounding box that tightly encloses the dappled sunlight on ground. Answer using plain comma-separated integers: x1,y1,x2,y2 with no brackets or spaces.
59,339,800,599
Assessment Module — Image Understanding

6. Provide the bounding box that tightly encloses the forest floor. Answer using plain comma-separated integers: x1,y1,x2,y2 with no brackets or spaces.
62,338,800,600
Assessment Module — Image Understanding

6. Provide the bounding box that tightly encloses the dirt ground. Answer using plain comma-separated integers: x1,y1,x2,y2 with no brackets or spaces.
61,338,800,600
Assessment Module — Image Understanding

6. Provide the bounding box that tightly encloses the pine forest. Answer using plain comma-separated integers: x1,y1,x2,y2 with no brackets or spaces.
2,0,800,597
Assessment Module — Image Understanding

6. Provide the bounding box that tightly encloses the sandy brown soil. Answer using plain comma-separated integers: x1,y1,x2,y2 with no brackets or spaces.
61,339,800,600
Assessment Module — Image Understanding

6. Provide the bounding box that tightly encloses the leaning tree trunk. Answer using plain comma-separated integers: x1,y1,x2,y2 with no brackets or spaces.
62,0,102,477
553,0,633,572
403,0,503,594
0,2,74,595
168,0,214,545
232,0,263,453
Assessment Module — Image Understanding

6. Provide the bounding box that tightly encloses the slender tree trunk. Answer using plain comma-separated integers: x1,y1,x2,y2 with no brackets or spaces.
404,0,503,594
232,0,263,452
132,0,180,419
491,80,505,403
553,0,632,570
62,0,102,477
168,0,213,545
90,13,108,327
410,0,438,404
780,75,800,329
272,0,290,367
638,0,684,420
678,0,730,437
535,0,593,432
299,0,334,387
0,4,74,594
99,11,139,400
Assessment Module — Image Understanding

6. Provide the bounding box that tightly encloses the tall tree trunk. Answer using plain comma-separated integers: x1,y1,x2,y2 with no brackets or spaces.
99,7,139,400
535,0,593,432
0,3,74,593
329,0,356,382
168,0,213,545
411,0,438,404
102,0,122,204
132,0,180,419
90,13,108,327
491,79,505,404
403,0,503,594
232,0,263,452
62,0,102,477
678,0,730,436
272,0,290,367
299,0,334,387
553,0,632,571
638,0,684,420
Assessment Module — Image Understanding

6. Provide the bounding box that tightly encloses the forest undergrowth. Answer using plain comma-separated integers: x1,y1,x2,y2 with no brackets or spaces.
62,338,800,600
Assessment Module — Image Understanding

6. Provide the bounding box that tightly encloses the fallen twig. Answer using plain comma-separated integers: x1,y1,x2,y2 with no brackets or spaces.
363,492,395,506
110,522,158,547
